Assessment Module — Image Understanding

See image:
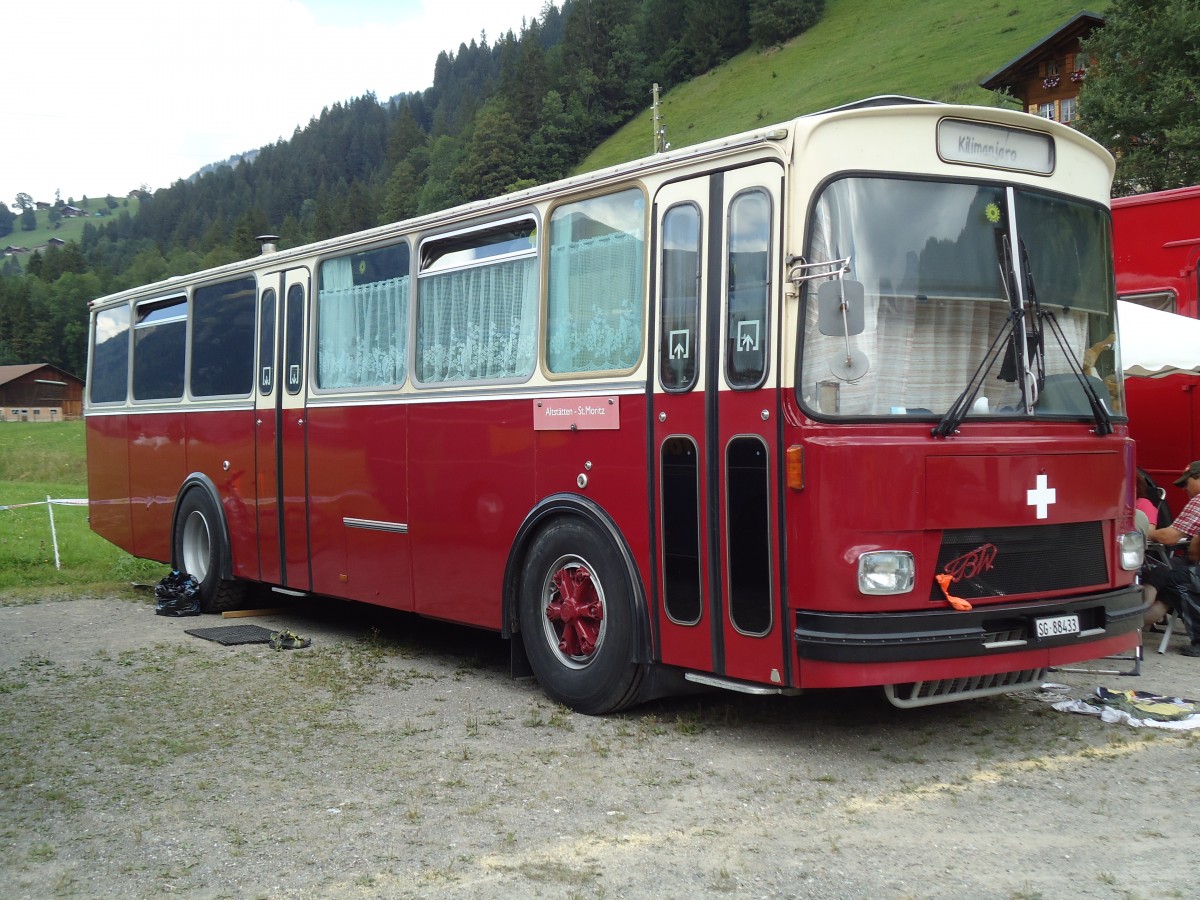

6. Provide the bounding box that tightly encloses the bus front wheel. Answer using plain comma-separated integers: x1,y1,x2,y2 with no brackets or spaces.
519,519,644,715
173,490,247,613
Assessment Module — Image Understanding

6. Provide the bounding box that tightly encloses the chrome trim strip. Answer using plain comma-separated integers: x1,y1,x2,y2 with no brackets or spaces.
343,517,408,534
306,381,647,407
84,402,256,416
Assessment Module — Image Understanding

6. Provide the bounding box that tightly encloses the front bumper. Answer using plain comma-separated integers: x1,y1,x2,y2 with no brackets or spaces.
794,586,1144,664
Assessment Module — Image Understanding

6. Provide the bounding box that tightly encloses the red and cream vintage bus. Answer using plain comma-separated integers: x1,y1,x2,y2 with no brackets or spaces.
1112,185,1200,513
85,97,1145,713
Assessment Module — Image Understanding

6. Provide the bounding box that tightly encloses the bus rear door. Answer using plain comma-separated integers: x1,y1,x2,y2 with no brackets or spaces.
255,268,312,590
652,162,786,688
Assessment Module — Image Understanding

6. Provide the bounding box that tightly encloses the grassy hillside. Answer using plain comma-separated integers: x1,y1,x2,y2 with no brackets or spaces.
2,198,141,267
581,0,1108,171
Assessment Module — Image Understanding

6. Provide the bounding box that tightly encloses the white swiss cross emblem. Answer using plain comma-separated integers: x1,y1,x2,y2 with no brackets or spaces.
1026,473,1057,520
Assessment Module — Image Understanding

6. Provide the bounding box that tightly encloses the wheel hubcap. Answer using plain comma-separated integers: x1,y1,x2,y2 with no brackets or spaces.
181,510,211,582
544,558,605,667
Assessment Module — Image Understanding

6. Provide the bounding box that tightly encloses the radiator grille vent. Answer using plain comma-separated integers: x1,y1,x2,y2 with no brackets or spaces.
929,521,1106,601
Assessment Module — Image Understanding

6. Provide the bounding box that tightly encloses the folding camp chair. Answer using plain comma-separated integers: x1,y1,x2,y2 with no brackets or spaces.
1145,538,1192,655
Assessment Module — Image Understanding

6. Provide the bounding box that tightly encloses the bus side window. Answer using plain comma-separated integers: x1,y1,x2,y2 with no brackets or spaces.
90,305,131,404
660,203,701,392
415,220,536,384
285,284,305,395
317,242,410,389
726,189,771,389
191,277,256,398
132,296,186,401
546,188,646,375
259,288,276,395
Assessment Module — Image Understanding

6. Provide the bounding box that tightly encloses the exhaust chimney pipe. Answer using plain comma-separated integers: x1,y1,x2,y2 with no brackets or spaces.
256,234,280,255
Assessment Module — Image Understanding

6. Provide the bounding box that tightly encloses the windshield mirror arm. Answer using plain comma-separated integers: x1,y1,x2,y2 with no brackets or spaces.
788,255,851,285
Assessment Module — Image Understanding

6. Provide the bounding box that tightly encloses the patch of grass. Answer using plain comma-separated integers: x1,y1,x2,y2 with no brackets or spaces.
0,422,166,598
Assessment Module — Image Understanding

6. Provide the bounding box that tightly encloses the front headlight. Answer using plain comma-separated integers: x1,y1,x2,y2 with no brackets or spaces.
858,551,916,595
1119,531,1145,571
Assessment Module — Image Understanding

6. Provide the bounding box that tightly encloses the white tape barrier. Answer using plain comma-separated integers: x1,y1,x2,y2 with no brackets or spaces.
0,497,88,570
0,498,87,511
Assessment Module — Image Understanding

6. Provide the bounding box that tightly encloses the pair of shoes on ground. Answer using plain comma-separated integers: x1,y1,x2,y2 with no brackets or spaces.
1180,643,1200,658
269,630,311,651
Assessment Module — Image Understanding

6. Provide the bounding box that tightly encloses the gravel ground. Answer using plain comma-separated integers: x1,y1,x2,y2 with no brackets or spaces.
1,591,1198,899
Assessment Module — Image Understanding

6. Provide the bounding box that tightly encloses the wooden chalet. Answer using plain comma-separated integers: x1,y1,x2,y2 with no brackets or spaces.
0,363,84,421
980,11,1104,126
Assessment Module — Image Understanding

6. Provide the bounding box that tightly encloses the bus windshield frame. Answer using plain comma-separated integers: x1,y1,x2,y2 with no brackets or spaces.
797,175,1121,423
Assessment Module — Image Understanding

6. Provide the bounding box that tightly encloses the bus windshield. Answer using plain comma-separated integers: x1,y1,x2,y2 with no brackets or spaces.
798,176,1121,421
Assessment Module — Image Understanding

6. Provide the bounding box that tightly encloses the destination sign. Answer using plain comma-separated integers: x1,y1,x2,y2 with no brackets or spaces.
937,117,1055,175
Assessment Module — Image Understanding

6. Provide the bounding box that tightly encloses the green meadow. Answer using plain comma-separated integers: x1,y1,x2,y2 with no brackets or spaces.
0,421,163,600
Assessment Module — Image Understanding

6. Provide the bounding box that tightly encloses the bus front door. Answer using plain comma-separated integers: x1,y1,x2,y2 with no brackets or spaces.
652,163,787,689
255,269,312,591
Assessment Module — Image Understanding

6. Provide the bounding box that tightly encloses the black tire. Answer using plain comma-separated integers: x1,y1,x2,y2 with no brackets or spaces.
173,489,248,613
518,518,645,714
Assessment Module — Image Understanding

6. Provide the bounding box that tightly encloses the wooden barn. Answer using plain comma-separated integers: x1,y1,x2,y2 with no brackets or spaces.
0,364,84,421
980,11,1104,127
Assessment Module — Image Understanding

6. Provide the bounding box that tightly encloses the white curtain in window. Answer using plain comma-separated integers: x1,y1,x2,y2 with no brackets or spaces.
804,289,1090,415
415,257,537,382
547,233,644,372
317,275,409,388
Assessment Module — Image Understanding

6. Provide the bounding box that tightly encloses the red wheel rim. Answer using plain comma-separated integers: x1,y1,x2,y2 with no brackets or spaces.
543,557,606,668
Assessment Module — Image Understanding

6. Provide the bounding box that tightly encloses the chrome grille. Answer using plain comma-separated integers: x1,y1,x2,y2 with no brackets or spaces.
885,668,1046,708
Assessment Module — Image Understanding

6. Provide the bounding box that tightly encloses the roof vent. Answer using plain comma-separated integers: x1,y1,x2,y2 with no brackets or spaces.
256,234,280,255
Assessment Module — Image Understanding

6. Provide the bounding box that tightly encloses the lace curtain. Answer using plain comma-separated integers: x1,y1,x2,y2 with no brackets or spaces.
802,283,1091,415
415,256,537,383
546,232,644,373
317,258,409,388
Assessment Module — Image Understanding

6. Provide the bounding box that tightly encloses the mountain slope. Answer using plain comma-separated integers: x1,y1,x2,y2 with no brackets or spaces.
580,0,1108,172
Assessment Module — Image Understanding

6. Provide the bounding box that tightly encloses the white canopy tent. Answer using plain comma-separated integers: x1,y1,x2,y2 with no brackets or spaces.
1118,299,1200,377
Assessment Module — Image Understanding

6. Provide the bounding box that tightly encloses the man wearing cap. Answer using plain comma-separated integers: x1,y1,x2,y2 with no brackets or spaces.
1145,460,1200,656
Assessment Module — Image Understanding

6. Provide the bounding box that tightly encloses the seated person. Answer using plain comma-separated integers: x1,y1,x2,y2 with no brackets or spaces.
1145,461,1200,656
1136,469,1168,528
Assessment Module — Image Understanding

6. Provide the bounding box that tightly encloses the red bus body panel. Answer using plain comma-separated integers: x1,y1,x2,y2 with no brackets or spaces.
85,414,133,552
186,409,258,580
1125,374,1200,513
408,399,538,628
127,412,186,564
306,404,410,606
1113,185,1200,512
781,416,1140,689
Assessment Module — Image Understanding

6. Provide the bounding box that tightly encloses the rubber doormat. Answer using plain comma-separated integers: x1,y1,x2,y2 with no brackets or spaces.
184,625,276,645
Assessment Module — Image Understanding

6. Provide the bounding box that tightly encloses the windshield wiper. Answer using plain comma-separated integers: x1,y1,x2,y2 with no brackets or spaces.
932,237,1023,439
1019,242,1113,436
931,308,1020,439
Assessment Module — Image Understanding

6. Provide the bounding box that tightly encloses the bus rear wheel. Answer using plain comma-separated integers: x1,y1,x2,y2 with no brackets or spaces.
519,519,644,715
173,490,247,613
